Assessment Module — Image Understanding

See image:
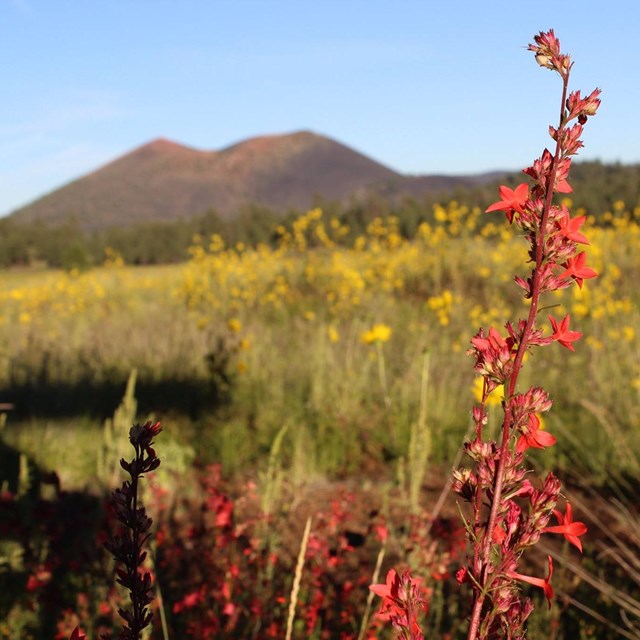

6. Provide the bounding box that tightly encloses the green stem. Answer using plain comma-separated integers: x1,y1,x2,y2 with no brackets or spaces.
375,340,394,437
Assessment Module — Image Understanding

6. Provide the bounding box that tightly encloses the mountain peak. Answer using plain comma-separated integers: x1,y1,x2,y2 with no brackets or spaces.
133,137,201,155
8,131,499,232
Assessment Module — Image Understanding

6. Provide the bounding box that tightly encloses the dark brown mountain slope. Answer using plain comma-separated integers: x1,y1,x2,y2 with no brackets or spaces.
9,131,500,232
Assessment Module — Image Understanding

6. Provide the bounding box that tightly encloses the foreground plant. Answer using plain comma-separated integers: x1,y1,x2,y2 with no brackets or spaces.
372,29,600,639
69,421,162,640
369,569,428,640
457,29,598,640
105,421,162,639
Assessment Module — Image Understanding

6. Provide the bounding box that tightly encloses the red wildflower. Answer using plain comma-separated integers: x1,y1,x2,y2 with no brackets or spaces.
566,88,602,120
456,566,469,584
516,413,556,453
370,569,426,639
524,150,572,193
469,326,516,384
470,326,509,352
543,503,587,552
550,123,584,156
173,588,205,613
69,628,87,640
507,555,554,608
26,565,52,591
548,314,582,351
528,29,562,65
553,157,573,193
556,208,589,244
129,420,162,451
485,183,529,223
557,251,597,288
493,525,507,544
369,568,404,614
373,523,389,543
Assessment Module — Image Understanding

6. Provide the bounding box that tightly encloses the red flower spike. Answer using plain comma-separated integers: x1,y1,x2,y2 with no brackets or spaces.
457,30,599,640
558,251,597,288
543,503,587,552
516,414,556,453
486,183,529,223
548,314,583,351
507,555,554,609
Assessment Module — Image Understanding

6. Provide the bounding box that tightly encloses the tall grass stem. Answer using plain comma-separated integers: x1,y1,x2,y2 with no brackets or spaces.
285,516,312,640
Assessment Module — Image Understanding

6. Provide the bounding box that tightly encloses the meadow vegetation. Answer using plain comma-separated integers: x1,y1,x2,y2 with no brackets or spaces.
1,199,640,638
1,201,639,480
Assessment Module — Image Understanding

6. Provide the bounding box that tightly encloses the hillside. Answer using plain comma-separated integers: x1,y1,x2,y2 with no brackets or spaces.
8,131,500,232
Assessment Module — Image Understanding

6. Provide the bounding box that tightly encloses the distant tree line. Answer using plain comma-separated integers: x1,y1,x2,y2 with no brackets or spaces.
0,206,284,270
0,161,638,269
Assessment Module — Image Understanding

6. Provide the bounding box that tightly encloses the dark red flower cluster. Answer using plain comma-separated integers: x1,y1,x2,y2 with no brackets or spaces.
102,421,162,640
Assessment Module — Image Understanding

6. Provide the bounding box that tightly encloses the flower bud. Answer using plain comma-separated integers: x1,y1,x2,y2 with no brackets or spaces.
535,53,552,68
452,468,477,501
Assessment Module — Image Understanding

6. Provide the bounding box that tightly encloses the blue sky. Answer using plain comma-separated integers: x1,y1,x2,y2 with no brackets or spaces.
1,0,638,216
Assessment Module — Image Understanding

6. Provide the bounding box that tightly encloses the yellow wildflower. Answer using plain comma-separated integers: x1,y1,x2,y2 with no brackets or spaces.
471,377,504,407
360,323,392,345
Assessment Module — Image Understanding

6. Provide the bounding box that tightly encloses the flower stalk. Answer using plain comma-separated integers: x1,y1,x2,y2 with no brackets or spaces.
103,421,162,640
457,30,600,640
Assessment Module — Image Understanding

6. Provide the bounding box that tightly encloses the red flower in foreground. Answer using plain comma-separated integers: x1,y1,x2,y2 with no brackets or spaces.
370,569,426,640
369,568,402,612
552,157,573,193
548,314,582,351
69,628,87,640
566,88,602,120
470,326,509,353
516,414,556,454
556,208,589,244
485,183,529,222
558,252,597,288
507,555,554,608
543,503,587,552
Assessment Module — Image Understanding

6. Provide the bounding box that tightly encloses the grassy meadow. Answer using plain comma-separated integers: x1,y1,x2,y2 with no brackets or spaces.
2,201,640,638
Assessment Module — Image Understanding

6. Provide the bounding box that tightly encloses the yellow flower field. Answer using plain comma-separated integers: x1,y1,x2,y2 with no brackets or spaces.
0,202,639,482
